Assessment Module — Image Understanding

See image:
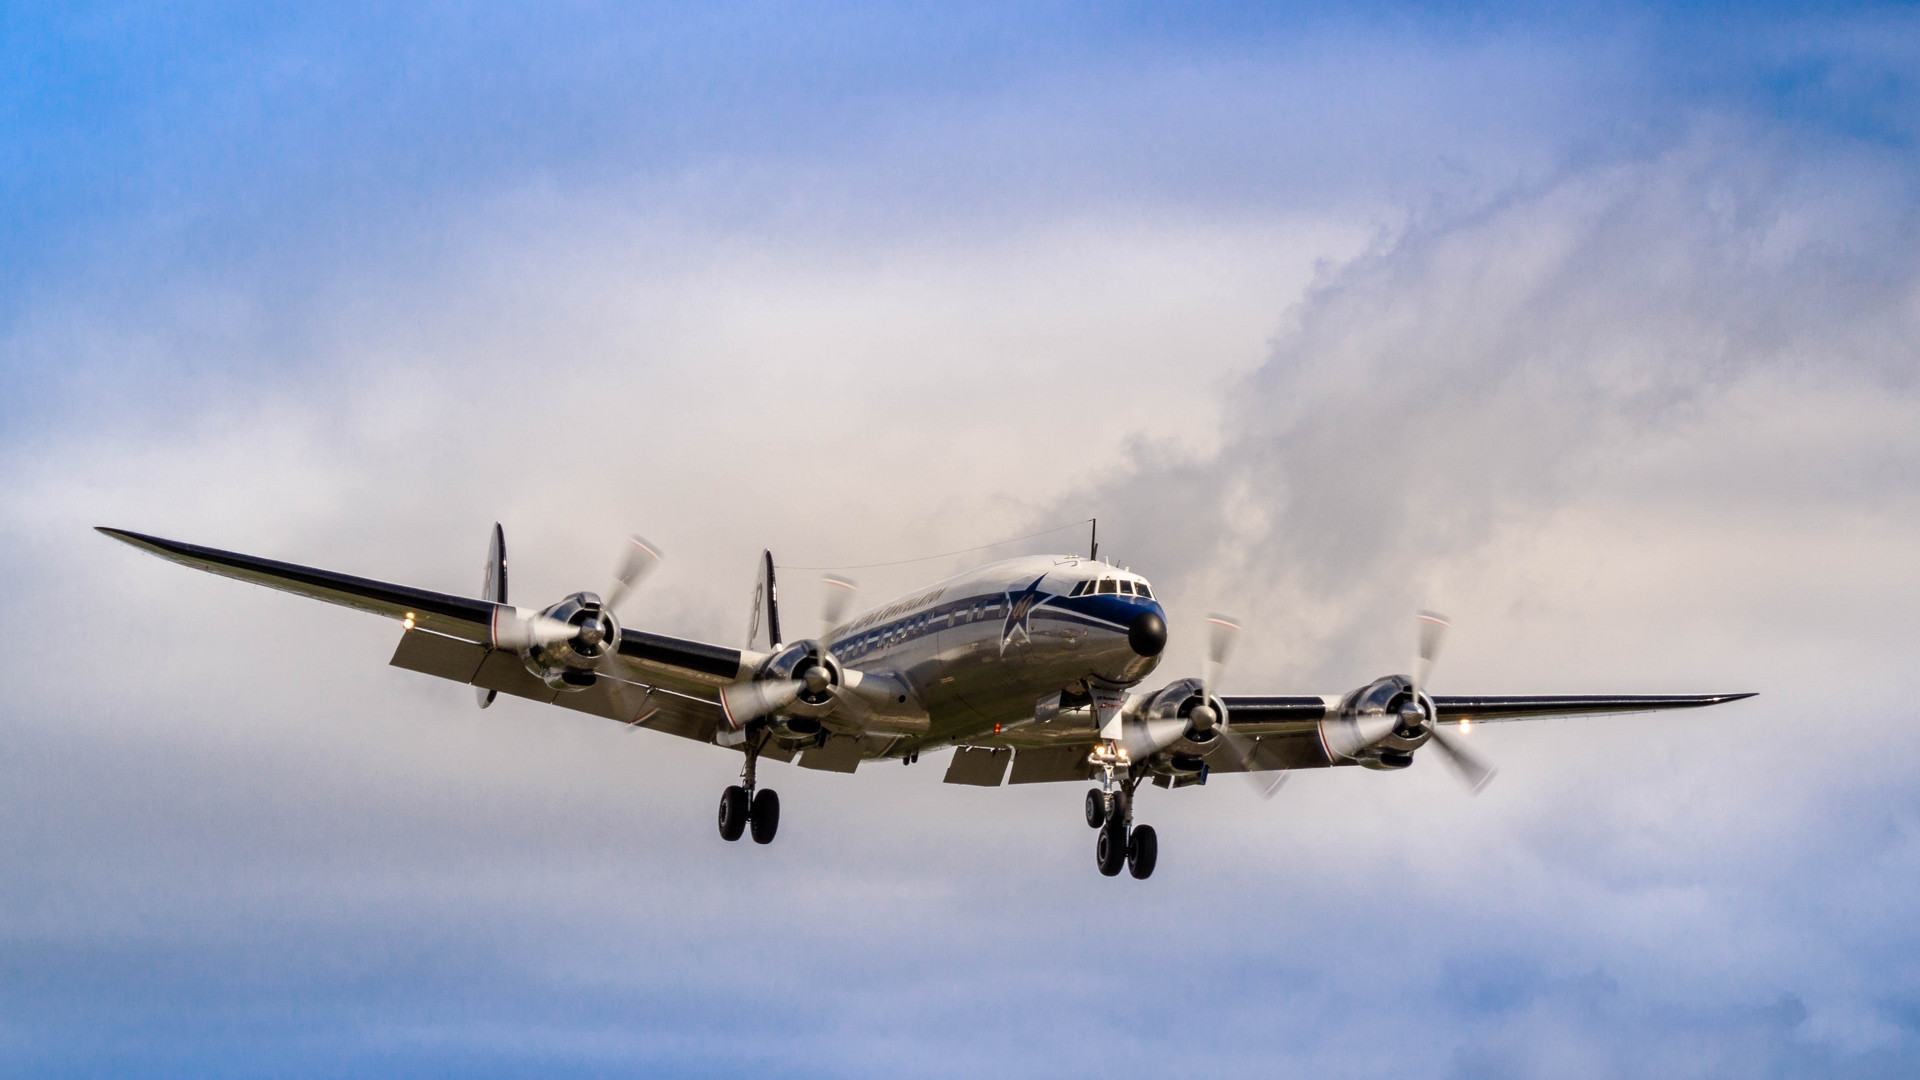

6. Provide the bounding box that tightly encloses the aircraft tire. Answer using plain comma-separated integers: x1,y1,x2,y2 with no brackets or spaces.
1127,824,1157,880
750,789,780,845
1085,788,1108,829
718,785,749,842
1096,820,1127,876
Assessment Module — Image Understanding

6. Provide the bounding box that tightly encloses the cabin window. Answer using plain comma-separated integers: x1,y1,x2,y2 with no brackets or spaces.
1097,578,1117,594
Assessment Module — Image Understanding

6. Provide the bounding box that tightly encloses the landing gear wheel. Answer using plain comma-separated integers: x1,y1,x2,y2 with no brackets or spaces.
718,785,749,842
1127,824,1158,880
1096,820,1128,877
749,788,780,845
1085,788,1108,829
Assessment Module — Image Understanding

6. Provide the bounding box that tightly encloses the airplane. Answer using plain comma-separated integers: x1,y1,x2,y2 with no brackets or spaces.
98,525,1753,880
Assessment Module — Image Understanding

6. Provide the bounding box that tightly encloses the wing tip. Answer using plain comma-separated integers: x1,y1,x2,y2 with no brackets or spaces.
96,526,172,554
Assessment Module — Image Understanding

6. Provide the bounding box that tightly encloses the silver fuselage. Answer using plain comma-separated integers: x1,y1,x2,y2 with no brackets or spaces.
823,555,1164,745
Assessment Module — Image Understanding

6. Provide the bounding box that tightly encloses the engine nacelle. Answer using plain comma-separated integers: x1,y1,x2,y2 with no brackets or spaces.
1319,675,1432,763
755,639,843,717
1118,677,1232,761
498,591,621,691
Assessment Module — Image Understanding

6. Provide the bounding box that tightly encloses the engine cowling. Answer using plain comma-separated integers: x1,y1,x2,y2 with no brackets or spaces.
1319,675,1432,767
1118,677,1231,761
754,639,843,717
497,591,621,690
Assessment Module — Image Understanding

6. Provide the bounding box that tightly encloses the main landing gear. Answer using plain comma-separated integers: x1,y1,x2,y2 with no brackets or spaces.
719,739,779,845
1086,780,1156,880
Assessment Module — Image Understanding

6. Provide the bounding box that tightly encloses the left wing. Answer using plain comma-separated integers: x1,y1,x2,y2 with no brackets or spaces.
1200,692,1755,774
946,690,1755,785
1428,693,1756,723
1222,692,1757,729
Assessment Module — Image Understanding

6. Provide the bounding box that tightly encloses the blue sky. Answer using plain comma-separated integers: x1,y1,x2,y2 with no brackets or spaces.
4,2,1920,1077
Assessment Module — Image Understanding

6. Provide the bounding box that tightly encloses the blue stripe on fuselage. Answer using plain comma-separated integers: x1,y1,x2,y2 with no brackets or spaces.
1047,592,1162,629
824,589,1160,664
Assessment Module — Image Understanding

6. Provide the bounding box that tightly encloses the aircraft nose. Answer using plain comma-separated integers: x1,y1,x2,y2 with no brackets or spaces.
1128,610,1167,657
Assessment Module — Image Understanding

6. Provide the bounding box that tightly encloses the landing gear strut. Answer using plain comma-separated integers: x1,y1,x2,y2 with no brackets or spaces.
719,733,780,845
1087,774,1156,879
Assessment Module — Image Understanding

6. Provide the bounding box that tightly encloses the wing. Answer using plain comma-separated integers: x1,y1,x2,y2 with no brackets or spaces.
1205,696,1333,774
1202,691,1754,775
100,527,499,640
388,625,730,743
1221,692,1756,729
98,527,748,745
1427,693,1757,723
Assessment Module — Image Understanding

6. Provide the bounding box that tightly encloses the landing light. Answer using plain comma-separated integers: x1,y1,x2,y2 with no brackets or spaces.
403,613,415,630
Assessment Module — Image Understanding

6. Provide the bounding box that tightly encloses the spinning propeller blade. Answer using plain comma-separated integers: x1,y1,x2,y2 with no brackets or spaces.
1427,726,1496,793
1412,610,1448,696
606,535,662,612
1201,614,1239,700
1216,721,1290,799
1189,614,1286,797
1405,609,1496,794
720,679,804,729
821,575,857,639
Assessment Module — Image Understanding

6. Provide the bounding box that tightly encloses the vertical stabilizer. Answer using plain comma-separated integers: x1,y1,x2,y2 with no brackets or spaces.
745,549,782,651
477,523,507,707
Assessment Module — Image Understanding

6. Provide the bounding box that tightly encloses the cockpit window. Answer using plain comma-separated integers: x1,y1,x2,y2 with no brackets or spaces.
1069,581,1086,597
1135,582,1153,599
1097,578,1117,594
1117,580,1135,595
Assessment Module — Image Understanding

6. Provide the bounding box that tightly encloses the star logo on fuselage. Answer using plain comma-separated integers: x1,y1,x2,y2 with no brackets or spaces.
1000,574,1051,655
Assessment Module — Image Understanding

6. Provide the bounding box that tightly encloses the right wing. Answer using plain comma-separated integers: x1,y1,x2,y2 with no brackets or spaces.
98,527,752,743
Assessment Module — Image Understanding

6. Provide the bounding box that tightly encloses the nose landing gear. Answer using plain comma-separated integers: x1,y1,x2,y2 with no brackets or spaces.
719,738,780,845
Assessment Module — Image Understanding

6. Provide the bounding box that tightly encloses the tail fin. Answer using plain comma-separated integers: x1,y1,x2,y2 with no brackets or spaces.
477,523,507,708
745,549,782,651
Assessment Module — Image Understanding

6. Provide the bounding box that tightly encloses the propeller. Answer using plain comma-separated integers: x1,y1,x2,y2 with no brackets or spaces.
720,678,804,728
1185,615,1290,799
821,575,857,638
1200,615,1238,703
1412,610,1446,695
605,535,662,612
1398,610,1496,793
718,575,856,729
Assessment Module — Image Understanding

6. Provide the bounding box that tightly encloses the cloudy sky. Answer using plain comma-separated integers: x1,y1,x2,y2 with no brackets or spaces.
4,2,1919,1076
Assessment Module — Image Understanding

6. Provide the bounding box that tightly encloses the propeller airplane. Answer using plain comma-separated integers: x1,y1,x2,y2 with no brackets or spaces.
99,525,1753,879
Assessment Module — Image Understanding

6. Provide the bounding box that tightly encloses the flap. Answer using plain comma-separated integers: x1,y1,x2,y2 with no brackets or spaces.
1006,744,1093,785
798,734,863,773
943,745,1012,786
